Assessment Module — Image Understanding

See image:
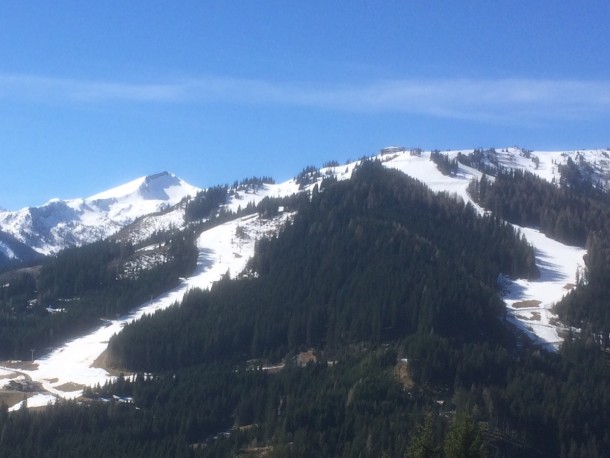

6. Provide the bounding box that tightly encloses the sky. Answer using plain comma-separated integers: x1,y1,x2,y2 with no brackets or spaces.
1,1,609,210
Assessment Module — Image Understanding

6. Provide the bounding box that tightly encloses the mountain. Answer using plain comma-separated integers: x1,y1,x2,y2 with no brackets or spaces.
4,147,608,264
0,171,200,260
0,146,597,369
1,147,610,456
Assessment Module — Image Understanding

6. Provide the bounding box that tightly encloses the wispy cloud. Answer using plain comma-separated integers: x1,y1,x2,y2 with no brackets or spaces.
0,74,183,102
1,73,610,124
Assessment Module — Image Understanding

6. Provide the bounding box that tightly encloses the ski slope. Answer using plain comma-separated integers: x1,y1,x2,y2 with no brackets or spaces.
1,211,292,409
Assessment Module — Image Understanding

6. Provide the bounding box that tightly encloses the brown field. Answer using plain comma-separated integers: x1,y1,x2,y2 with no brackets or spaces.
0,391,29,409
92,349,131,376
55,382,85,392
394,360,414,391
512,300,541,309
1,360,38,371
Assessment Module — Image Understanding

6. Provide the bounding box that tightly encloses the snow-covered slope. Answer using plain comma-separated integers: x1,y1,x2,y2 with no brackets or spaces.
0,172,200,256
1,211,293,406
114,202,190,245
224,179,301,214
443,146,610,188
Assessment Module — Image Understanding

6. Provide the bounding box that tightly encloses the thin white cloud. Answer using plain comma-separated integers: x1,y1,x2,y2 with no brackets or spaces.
294,79,610,123
0,74,183,102
1,73,610,124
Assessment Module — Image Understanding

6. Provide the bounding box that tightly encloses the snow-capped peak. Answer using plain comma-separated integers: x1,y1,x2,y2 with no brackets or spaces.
88,171,197,202
0,172,201,256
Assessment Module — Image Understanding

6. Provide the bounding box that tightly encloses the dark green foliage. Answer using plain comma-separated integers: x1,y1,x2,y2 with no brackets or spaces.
38,240,127,299
558,156,595,191
0,271,36,303
556,234,610,346
456,148,500,176
0,232,198,360
443,413,484,458
232,176,275,190
468,169,610,247
490,338,610,457
185,185,229,222
6,337,609,457
255,192,309,220
0,353,423,457
403,337,610,457
430,151,459,176
295,165,320,189
406,411,483,458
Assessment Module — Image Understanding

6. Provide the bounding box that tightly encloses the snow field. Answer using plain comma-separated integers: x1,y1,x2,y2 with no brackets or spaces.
9,393,57,412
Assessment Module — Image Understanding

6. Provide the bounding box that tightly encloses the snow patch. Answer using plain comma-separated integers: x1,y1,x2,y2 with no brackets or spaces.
0,241,16,259
9,393,57,412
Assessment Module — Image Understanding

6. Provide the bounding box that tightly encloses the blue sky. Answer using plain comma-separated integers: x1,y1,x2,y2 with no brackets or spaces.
1,1,609,210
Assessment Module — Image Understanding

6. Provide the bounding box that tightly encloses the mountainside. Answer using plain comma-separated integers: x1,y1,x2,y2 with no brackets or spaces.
1,147,610,456
0,230,43,267
0,171,200,258
446,146,610,189
109,161,539,371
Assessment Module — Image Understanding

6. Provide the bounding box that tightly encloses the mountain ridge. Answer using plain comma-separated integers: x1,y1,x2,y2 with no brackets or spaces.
2,146,607,264
0,171,200,257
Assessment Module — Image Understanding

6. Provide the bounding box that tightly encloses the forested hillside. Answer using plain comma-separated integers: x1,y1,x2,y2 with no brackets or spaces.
108,161,537,371
467,167,610,347
467,168,610,247
0,230,198,360
2,159,610,457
